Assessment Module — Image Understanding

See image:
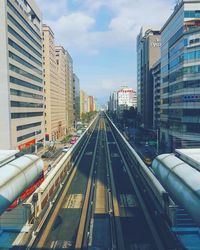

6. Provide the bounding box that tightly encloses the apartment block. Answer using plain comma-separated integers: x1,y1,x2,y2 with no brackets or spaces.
137,27,161,129
0,0,44,151
43,26,66,142
160,0,200,151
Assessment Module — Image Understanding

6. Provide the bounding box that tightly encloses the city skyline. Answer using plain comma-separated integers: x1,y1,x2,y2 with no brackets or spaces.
35,0,175,104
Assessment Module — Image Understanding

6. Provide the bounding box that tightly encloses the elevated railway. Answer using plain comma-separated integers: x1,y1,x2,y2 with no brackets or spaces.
12,113,182,250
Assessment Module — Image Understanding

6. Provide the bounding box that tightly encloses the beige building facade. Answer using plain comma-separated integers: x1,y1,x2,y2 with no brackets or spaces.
80,90,89,117
43,27,66,141
0,0,44,151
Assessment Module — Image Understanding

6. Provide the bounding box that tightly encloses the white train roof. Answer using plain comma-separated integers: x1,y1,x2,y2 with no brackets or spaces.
0,150,19,167
175,148,200,171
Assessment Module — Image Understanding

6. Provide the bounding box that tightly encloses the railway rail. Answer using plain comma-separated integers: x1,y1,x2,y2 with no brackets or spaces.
20,112,182,250
30,117,100,249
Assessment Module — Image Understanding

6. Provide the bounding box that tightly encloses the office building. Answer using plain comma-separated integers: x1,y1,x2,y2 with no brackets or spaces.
152,59,161,129
43,26,66,141
0,0,44,151
137,27,161,128
160,0,200,151
73,73,80,122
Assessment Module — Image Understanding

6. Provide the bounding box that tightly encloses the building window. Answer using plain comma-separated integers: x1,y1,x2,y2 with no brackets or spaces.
17,130,42,142
10,88,43,100
7,0,41,41
11,101,43,108
184,10,200,18
9,64,42,83
11,112,43,119
17,122,41,131
8,26,42,58
7,13,42,49
9,51,42,75
10,76,43,92
8,39,42,67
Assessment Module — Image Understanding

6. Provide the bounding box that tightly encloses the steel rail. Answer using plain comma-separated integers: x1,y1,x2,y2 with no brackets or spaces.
103,118,118,250
104,119,126,250
81,118,116,250
75,119,101,249
31,118,99,249
107,118,166,250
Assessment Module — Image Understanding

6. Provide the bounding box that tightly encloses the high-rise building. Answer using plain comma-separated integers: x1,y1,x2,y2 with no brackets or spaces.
80,90,88,116
73,73,80,122
160,0,200,152
0,0,44,151
152,59,161,130
93,98,97,112
65,51,75,131
43,26,66,142
137,27,161,128
88,96,94,112
55,46,68,135
80,90,85,116
84,92,89,113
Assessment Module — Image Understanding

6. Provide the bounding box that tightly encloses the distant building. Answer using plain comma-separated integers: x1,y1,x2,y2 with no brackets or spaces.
43,26,66,141
88,96,95,112
65,51,75,131
73,73,80,122
160,0,200,151
137,27,161,129
152,59,161,130
117,87,137,110
93,99,97,111
80,90,88,116
108,91,118,112
0,0,44,151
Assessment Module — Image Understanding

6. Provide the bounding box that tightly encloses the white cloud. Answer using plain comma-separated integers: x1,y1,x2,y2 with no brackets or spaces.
48,12,97,54
35,0,69,19
39,0,174,54
83,75,137,103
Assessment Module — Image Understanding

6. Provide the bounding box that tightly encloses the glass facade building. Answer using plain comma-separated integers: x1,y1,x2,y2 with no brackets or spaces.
160,0,200,152
137,27,161,129
152,59,161,129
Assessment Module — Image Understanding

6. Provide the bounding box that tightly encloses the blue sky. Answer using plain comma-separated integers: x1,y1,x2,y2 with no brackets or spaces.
36,0,175,104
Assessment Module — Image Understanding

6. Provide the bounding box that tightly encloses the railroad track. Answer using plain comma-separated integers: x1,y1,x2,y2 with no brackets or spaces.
29,113,179,250
31,117,100,249
76,117,117,250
